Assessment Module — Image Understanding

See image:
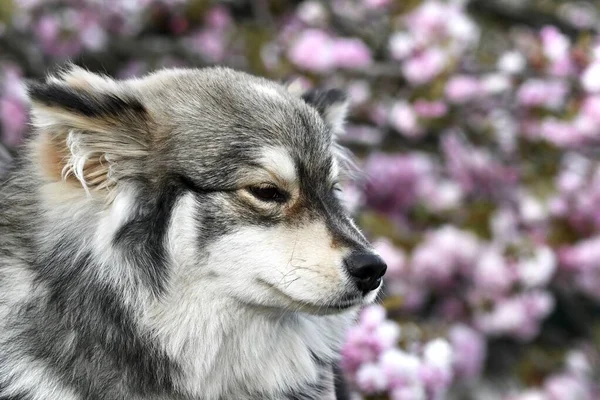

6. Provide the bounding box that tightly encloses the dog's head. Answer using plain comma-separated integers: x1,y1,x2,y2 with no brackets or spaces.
27,66,386,315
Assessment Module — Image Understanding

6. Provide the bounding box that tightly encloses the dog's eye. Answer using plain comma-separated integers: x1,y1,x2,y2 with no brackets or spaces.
248,185,287,203
332,182,342,193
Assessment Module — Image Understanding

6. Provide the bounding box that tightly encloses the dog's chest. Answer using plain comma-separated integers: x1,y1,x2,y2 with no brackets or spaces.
164,310,353,400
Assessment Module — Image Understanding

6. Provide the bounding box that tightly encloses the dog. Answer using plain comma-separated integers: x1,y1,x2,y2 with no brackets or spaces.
0,65,386,400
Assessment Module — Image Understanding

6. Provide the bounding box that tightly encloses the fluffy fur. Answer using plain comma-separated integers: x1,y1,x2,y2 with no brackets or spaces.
0,66,384,400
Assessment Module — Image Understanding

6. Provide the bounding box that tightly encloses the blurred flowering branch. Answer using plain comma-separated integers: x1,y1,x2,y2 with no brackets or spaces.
2,0,600,399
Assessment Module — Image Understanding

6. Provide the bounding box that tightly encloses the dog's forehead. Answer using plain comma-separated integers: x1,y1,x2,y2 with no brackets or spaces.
141,68,335,179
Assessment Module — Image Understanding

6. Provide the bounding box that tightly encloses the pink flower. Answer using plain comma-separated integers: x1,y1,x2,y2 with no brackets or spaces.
420,339,454,396
548,56,575,77
363,153,433,213
411,226,480,288
361,305,386,329
581,96,600,124
498,51,527,74
449,324,486,380
405,1,448,42
389,101,421,137
517,79,568,110
374,322,402,351
481,73,511,94
402,48,447,85
442,133,518,196
189,29,227,62
413,100,447,118
296,1,327,26
332,37,372,69
356,363,388,393
581,62,600,92
80,22,107,51
473,248,513,294
537,118,582,147
389,32,415,60
380,348,422,387
540,26,570,61
288,29,335,72
347,80,371,106
363,0,391,9
544,374,592,400
445,75,481,103
390,385,426,400
475,297,529,338
518,247,557,288
35,14,59,48
205,5,232,30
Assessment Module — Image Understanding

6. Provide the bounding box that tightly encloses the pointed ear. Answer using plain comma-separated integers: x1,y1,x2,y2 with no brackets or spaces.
27,65,152,194
301,88,349,136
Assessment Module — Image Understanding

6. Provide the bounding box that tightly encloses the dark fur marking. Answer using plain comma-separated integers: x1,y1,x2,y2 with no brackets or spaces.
334,363,351,400
27,82,146,119
16,248,179,399
302,88,347,117
112,181,183,296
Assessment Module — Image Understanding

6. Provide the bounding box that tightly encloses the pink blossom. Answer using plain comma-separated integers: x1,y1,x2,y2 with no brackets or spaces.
411,226,480,288
517,79,568,110
402,48,447,85
189,29,227,62
296,1,327,26
389,101,421,137
288,29,335,72
363,152,433,213
356,363,388,393
473,248,514,294
420,339,454,396
581,62,600,92
449,324,486,380
445,75,481,103
360,305,387,329
581,96,600,124
363,0,391,9
442,133,518,196
548,56,575,77
413,100,447,118
537,118,582,147
347,80,371,106
498,51,527,74
481,73,511,94
380,348,422,387
35,14,59,49
205,5,232,30
332,37,372,69
544,374,592,400
540,26,570,61
389,32,415,60
475,297,530,338
405,1,449,43
518,247,557,288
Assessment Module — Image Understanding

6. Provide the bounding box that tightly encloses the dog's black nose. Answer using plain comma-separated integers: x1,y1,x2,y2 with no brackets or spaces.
345,252,387,294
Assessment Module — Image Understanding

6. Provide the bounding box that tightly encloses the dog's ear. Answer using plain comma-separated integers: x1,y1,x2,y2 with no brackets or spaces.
301,88,349,136
28,65,151,194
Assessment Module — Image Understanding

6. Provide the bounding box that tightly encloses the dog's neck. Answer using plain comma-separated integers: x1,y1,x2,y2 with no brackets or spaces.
143,282,354,399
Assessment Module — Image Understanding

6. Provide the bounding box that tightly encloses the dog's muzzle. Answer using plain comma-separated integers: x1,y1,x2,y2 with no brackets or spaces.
344,252,387,294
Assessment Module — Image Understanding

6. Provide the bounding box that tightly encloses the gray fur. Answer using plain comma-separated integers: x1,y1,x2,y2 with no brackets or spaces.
0,66,382,400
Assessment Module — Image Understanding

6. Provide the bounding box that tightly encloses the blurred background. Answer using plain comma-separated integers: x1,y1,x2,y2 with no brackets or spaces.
1,0,600,399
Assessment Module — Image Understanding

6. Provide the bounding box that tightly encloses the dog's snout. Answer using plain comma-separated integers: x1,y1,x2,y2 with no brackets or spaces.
345,252,387,294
